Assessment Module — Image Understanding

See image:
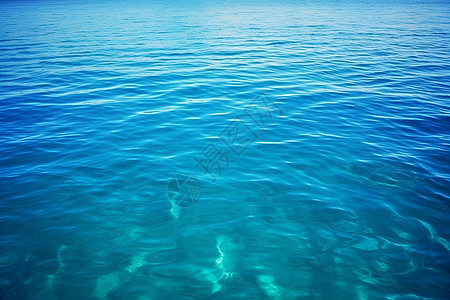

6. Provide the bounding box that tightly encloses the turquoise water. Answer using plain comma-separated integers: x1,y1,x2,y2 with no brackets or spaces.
1,0,450,299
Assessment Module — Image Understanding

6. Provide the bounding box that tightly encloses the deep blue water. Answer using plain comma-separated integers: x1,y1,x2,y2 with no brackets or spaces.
1,0,450,299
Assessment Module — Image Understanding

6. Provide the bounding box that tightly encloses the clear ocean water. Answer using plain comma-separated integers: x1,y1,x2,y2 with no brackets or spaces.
1,0,449,299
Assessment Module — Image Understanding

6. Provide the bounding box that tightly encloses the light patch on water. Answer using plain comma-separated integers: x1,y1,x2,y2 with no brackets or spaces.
215,236,231,281
230,229,285,299
169,199,181,219
194,269,223,294
95,273,121,300
128,227,144,240
215,235,240,282
352,236,379,251
418,219,450,252
44,245,67,293
374,260,389,272
138,106,178,115
354,268,379,285
257,274,282,299
393,228,416,241
56,245,67,272
330,219,360,233
126,252,146,273
356,284,369,300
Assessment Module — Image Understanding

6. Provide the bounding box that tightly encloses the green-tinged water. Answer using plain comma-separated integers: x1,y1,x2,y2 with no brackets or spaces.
1,0,449,299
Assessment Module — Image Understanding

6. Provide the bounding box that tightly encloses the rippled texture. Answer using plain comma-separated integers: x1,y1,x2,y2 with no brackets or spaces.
1,0,449,299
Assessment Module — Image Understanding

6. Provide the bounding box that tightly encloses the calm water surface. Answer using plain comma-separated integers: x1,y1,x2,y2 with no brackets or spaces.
1,0,449,299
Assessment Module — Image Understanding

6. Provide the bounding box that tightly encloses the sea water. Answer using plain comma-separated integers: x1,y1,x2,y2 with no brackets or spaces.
0,0,449,299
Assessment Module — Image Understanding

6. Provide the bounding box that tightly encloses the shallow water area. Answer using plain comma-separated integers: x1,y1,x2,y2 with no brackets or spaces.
1,0,449,299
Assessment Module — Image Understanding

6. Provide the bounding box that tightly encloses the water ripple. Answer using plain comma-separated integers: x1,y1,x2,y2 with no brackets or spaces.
1,0,449,299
